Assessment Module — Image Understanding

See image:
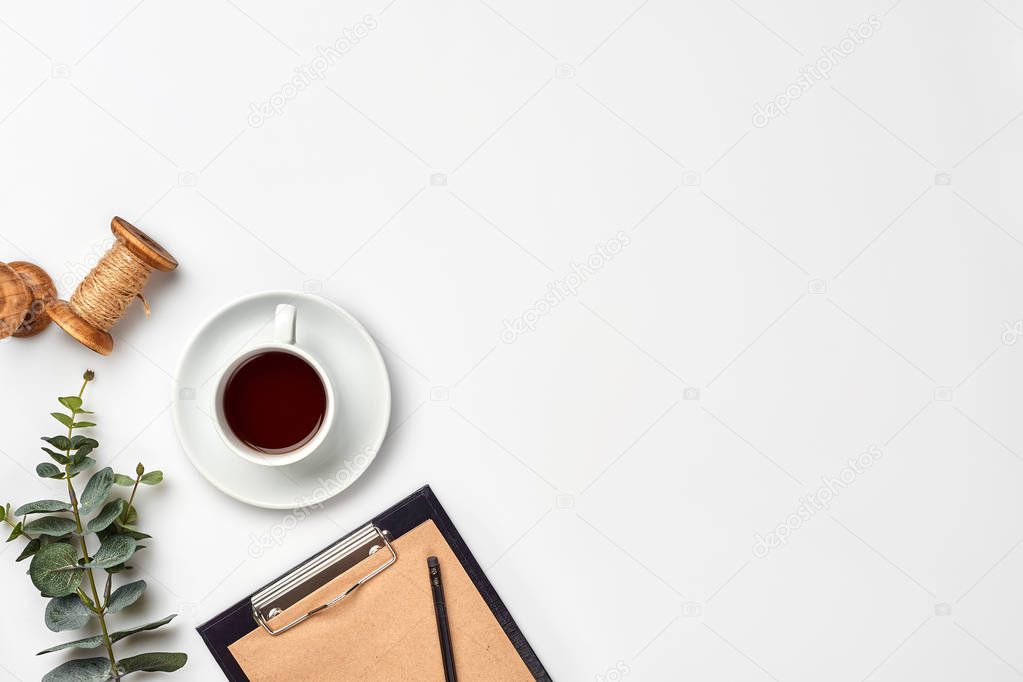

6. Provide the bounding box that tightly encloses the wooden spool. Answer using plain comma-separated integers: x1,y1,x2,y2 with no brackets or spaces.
0,217,176,355
0,261,57,339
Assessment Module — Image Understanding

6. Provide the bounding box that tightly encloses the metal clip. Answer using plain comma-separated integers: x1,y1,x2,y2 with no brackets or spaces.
251,525,396,636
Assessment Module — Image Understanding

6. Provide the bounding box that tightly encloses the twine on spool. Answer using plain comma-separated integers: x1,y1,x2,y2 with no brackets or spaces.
44,216,178,355
69,241,153,332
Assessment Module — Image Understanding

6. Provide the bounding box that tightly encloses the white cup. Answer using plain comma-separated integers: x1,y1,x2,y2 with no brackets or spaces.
213,304,335,467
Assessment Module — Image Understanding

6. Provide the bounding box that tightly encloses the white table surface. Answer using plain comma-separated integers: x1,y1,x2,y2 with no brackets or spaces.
1,2,1022,680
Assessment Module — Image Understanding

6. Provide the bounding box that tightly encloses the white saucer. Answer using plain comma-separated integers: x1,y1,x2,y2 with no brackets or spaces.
171,291,391,509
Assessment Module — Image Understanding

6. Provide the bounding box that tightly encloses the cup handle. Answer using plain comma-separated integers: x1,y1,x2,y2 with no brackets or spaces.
274,304,297,345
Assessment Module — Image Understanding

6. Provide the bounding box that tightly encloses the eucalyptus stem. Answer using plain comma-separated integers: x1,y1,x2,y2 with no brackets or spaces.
120,472,142,526
2,515,36,541
64,375,87,535
61,374,120,680
80,540,118,680
2,515,37,548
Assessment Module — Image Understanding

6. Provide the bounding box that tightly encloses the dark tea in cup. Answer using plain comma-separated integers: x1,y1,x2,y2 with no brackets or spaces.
222,350,328,454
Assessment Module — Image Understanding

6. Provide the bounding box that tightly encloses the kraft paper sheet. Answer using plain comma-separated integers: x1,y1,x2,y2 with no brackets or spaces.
229,520,533,681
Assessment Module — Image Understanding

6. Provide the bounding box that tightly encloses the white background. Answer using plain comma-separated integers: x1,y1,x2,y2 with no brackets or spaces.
1,1,1022,680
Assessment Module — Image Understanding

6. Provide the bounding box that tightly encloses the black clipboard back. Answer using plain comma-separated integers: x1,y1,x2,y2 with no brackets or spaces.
196,485,551,681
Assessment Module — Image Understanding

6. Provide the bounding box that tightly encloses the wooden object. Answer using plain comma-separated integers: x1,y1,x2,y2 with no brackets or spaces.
48,217,177,355
0,260,57,339
109,215,178,272
1,217,176,354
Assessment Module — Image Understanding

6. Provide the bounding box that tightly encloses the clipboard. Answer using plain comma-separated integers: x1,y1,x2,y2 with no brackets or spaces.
197,485,551,680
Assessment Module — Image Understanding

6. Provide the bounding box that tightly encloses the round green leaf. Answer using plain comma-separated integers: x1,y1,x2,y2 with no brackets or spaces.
42,447,69,464
72,444,94,462
86,499,126,533
81,534,136,569
106,579,146,614
41,614,178,655
113,474,135,487
24,516,77,537
45,595,93,632
30,543,84,598
50,412,74,428
118,652,187,676
68,458,96,477
36,462,63,479
58,396,83,412
79,467,113,514
108,614,177,644
140,471,163,485
37,632,107,654
14,500,72,516
42,657,111,682
41,435,71,451
70,436,98,451
114,528,151,541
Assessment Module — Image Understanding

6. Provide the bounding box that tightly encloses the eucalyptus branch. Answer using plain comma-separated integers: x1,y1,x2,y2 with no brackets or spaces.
1,370,186,681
